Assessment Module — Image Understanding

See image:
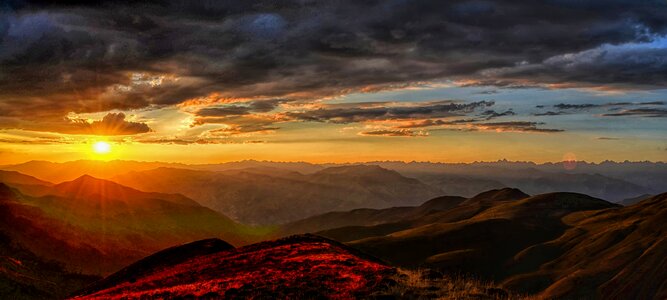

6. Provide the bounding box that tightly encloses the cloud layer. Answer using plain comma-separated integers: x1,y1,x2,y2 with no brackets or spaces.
1,0,667,138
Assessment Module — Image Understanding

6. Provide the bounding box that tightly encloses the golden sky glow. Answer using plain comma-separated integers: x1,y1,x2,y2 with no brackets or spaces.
1,2,667,165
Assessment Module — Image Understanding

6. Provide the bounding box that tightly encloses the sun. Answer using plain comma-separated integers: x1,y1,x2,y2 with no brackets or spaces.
93,141,112,154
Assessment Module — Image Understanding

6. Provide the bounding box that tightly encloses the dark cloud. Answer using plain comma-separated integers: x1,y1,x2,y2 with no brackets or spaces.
196,106,254,117
398,119,564,133
534,111,566,116
64,112,151,135
192,115,282,136
359,129,428,137
480,39,667,88
554,103,598,110
286,101,494,123
480,109,515,119
1,0,667,134
554,102,665,110
476,121,564,133
474,90,499,95
195,99,287,117
602,108,667,117
0,112,151,135
396,118,478,129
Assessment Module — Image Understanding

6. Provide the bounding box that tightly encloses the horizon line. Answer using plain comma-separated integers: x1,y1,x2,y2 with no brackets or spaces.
2,158,666,166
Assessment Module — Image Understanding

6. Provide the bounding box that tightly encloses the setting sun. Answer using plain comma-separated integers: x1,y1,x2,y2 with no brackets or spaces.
93,141,111,154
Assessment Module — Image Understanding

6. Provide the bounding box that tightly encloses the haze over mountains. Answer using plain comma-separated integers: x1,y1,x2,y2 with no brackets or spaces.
112,165,442,225
1,159,663,224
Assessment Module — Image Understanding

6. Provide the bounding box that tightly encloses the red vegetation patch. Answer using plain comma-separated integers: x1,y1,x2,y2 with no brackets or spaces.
73,235,395,299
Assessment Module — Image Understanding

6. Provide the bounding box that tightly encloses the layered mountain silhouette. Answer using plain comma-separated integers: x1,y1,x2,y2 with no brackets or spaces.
0,176,248,277
279,195,467,236
0,161,184,183
0,170,52,187
3,160,660,204
0,160,665,299
0,160,323,183
111,165,442,224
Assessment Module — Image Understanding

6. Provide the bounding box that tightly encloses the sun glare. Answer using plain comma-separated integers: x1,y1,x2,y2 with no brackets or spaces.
93,141,112,154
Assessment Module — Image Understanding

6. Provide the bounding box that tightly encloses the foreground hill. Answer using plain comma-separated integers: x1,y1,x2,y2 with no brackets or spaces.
289,188,666,298
72,235,523,300
112,165,441,225
72,235,395,299
0,177,249,276
280,195,467,236
504,192,667,299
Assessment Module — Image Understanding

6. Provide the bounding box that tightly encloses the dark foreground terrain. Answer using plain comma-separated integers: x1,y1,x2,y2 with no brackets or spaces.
1,171,665,299
71,235,522,299
283,189,667,299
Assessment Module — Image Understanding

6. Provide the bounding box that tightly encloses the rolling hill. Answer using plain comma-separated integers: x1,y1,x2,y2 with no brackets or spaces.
503,193,667,299
279,195,466,236
286,188,666,298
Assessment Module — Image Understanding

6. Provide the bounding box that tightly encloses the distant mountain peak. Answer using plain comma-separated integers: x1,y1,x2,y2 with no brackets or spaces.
56,174,127,191
315,164,397,176
72,174,105,182
67,174,158,188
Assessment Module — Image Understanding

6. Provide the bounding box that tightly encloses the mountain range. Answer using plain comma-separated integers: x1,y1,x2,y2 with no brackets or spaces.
0,161,665,299
2,159,660,206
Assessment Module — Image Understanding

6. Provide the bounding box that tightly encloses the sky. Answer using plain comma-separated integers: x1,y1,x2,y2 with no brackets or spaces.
0,0,666,164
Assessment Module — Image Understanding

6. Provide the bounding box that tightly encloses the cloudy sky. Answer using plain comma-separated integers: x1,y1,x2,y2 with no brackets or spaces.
0,0,666,164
